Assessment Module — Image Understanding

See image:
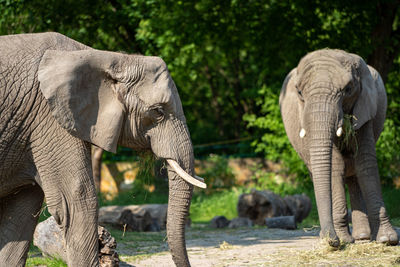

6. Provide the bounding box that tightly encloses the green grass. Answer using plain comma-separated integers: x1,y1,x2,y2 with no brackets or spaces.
383,186,400,221
26,257,67,267
190,187,245,223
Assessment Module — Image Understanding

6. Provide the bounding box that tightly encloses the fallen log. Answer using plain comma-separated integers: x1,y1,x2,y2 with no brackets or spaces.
99,204,167,231
265,215,297,230
237,189,311,226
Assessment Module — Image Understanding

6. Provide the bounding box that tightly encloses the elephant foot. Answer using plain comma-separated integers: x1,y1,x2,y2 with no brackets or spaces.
336,229,355,243
352,231,370,241
351,211,371,241
320,227,340,247
376,225,398,245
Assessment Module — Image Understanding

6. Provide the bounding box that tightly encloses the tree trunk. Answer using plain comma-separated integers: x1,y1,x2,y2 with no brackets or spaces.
367,1,400,82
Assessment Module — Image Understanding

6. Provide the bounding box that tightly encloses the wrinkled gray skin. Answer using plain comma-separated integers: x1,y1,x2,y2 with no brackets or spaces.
280,49,398,246
0,32,194,266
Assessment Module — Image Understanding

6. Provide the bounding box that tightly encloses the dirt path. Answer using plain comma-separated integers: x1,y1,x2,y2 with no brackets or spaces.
116,226,400,267
118,227,321,267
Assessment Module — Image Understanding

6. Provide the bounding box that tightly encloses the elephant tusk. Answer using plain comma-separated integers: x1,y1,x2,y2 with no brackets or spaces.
336,127,343,137
166,159,207,189
299,128,306,138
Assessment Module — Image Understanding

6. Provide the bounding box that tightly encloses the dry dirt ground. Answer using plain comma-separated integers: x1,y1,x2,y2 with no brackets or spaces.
116,227,400,267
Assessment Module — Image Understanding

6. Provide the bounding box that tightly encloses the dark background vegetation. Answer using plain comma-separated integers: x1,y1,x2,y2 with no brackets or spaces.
2,0,400,215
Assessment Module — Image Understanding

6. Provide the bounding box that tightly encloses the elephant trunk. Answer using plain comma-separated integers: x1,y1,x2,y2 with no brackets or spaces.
306,100,339,246
167,167,193,266
150,119,195,266
166,122,194,267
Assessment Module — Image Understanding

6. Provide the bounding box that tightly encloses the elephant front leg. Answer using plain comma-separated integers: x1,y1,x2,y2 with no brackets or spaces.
346,175,370,240
33,137,100,266
0,184,44,267
355,122,398,245
331,148,354,243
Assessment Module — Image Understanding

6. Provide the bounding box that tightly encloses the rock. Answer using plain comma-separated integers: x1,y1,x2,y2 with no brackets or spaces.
119,209,153,232
238,189,288,225
209,216,231,228
283,194,312,223
33,216,67,260
99,204,167,231
265,215,297,230
237,190,312,225
34,217,119,266
228,217,253,228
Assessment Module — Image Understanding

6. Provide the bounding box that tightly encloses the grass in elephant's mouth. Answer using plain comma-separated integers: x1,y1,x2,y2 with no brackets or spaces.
265,241,400,266
339,114,358,155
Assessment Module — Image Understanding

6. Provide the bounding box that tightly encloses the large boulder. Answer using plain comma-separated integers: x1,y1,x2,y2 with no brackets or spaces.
209,216,231,229
283,194,312,223
34,217,119,266
99,204,168,231
238,189,288,225
237,189,311,226
33,216,67,260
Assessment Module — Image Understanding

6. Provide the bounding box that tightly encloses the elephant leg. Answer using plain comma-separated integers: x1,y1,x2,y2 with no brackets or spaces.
355,122,398,245
0,183,44,266
33,134,99,266
331,148,353,243
346,175,370,240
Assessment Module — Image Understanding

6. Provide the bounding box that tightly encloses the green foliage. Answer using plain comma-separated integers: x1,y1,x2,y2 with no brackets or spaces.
244,85,309,182
383,187,400,219
376,63,400,183
249,169,303,196
196,154,237,192
190,187,244,223
99,153,169,206
1,0,400,185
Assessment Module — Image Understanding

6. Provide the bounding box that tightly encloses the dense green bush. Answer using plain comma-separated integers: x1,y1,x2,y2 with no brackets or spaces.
2,0,399,186
243,85,310,185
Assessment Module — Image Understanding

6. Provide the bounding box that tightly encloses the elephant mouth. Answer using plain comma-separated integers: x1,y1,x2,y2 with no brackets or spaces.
166,159,207,188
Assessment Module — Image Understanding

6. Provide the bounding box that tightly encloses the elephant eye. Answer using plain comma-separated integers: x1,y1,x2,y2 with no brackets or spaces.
344,85,352,94
297,89,304,100
148,107,165,123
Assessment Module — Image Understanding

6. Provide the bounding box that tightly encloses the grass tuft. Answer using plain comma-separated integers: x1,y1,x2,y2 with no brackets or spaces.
219,241,234,250
339,114,358,154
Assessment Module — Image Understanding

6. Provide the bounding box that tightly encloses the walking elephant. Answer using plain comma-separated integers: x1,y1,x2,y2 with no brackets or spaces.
0,32,206,267
280,49,398,246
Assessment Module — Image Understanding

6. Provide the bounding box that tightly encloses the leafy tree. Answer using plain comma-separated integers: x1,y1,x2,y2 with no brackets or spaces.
1,0,400,183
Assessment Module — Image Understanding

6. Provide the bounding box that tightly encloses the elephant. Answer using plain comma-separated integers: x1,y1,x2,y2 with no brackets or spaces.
280,49,398,246
0,32,206,267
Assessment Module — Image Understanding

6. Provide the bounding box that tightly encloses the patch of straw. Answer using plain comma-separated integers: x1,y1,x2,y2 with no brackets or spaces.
265,241,400,266
219,241,234,250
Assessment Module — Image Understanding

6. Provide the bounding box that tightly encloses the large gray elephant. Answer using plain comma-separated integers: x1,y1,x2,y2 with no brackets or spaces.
0,32,206,267
280,49,398,246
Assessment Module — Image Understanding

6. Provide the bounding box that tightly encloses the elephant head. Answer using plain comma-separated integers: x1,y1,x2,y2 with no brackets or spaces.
37,49,206,266
280,49,379,245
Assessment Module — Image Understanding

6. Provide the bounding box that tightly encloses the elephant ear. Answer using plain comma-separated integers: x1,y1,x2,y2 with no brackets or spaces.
352,56,378,130
280,68,304,126
38,49,126,153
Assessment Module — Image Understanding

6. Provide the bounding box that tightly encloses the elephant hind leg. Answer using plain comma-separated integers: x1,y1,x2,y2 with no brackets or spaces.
0,184,44,267
346,175,370,241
